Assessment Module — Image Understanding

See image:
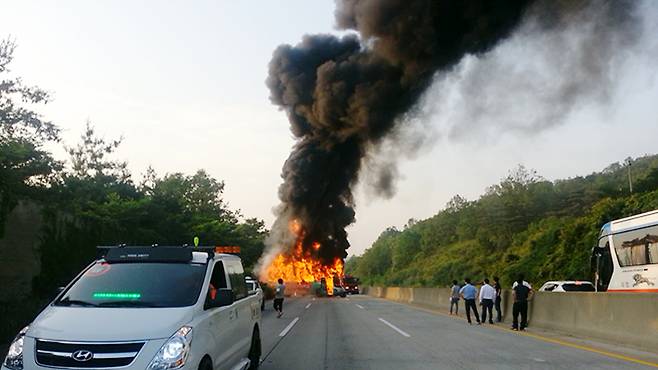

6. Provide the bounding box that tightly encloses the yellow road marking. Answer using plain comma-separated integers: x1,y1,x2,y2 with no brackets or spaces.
368,296,658,368
514,330,658,369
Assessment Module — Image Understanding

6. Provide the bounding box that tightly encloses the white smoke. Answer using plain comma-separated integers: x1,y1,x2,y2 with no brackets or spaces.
420,0,658,142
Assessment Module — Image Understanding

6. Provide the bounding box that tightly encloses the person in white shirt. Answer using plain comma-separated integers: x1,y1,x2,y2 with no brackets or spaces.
479,278,496,324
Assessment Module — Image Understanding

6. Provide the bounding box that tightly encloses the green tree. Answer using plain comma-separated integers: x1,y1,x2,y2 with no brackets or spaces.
349,157,658,288
66,121,128,182
0,39,60,232
636,166,658,193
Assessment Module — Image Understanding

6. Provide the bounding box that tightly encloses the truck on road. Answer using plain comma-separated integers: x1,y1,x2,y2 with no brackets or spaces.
343,275,360,294
3,246,262,370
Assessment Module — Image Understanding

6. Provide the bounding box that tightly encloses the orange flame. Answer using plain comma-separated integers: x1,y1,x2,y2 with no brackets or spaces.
264,220,343,295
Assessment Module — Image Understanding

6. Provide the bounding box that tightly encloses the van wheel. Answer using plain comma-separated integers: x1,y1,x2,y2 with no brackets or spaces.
248,327,261,370
198,357,212,370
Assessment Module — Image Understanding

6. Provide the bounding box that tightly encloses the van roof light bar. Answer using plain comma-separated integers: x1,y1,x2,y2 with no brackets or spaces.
101,247,193,263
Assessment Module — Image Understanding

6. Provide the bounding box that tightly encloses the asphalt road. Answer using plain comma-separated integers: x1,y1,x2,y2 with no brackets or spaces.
258,295,657,370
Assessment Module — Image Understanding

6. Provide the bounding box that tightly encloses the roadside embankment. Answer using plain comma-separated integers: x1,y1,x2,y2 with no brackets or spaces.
363,286,658,353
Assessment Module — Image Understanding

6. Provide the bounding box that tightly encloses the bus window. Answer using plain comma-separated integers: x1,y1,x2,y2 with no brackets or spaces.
612,225,658,267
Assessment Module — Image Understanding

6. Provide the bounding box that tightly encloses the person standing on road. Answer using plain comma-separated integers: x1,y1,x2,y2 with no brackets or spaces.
459,278,481,325
274,278,285,318
479,278,496,324
512,277,532,290
450,280,460,315
511,274,533,331
493,276,502,322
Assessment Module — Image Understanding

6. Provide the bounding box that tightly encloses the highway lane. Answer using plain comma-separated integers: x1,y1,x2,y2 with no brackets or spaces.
258,295,657,370
259,294,318,360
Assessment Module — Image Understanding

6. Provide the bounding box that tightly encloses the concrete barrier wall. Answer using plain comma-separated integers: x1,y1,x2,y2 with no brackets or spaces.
364,286,658,353
531,291,658,352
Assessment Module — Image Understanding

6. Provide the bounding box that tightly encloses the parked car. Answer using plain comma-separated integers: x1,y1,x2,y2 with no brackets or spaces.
539,280,595,292
333,285,347,298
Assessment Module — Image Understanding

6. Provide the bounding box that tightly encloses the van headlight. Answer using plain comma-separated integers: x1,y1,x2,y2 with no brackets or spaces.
148,326,192,370
3,326,29,370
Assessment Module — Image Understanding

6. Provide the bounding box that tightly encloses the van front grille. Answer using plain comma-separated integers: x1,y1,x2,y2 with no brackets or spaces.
35,339,144,368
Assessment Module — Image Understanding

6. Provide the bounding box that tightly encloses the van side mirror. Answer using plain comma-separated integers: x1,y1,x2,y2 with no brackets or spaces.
205,288,234,309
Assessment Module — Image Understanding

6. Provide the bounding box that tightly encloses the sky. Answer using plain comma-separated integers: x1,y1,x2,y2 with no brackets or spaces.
2,1,658,256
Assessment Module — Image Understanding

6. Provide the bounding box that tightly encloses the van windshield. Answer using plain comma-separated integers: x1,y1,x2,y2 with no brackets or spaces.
55,262,207,308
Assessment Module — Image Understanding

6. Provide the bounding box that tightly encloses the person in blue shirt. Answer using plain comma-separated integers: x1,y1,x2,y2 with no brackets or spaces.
459,278,481,325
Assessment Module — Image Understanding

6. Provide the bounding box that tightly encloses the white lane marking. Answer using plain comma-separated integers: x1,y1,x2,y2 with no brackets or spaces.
305,303,311,309
378,318,411,338
356,304,365,309
279,317,300,337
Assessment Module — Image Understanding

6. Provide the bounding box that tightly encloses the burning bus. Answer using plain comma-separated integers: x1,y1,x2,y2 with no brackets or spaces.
260,219,344,296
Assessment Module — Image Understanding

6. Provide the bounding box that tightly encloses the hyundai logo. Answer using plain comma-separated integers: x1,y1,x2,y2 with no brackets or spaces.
71,350,94,362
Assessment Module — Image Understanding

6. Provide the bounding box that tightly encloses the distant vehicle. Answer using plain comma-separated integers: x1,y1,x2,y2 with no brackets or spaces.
592,209,658,292
246,276,265,311
343,275,360,294
3,246,262,370
333,285,347,298
539,281,595,292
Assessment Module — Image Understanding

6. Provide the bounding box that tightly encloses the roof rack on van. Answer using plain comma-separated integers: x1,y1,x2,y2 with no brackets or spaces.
98,246,195,263
96,245,241,262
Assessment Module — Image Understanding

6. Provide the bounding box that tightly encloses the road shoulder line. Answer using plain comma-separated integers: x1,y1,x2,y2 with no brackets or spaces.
518,331,658,369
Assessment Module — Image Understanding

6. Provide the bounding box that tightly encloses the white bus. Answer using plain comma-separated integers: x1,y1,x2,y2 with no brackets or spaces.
592,209,658,292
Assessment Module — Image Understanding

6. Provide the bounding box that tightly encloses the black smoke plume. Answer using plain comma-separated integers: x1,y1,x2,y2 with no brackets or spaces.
261,0,640,268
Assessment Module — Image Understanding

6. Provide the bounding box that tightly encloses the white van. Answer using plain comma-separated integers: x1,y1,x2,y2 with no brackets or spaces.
2,246,261,370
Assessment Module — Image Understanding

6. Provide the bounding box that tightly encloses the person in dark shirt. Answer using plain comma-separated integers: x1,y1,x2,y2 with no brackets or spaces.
511,274,532,331
493,276,502,322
